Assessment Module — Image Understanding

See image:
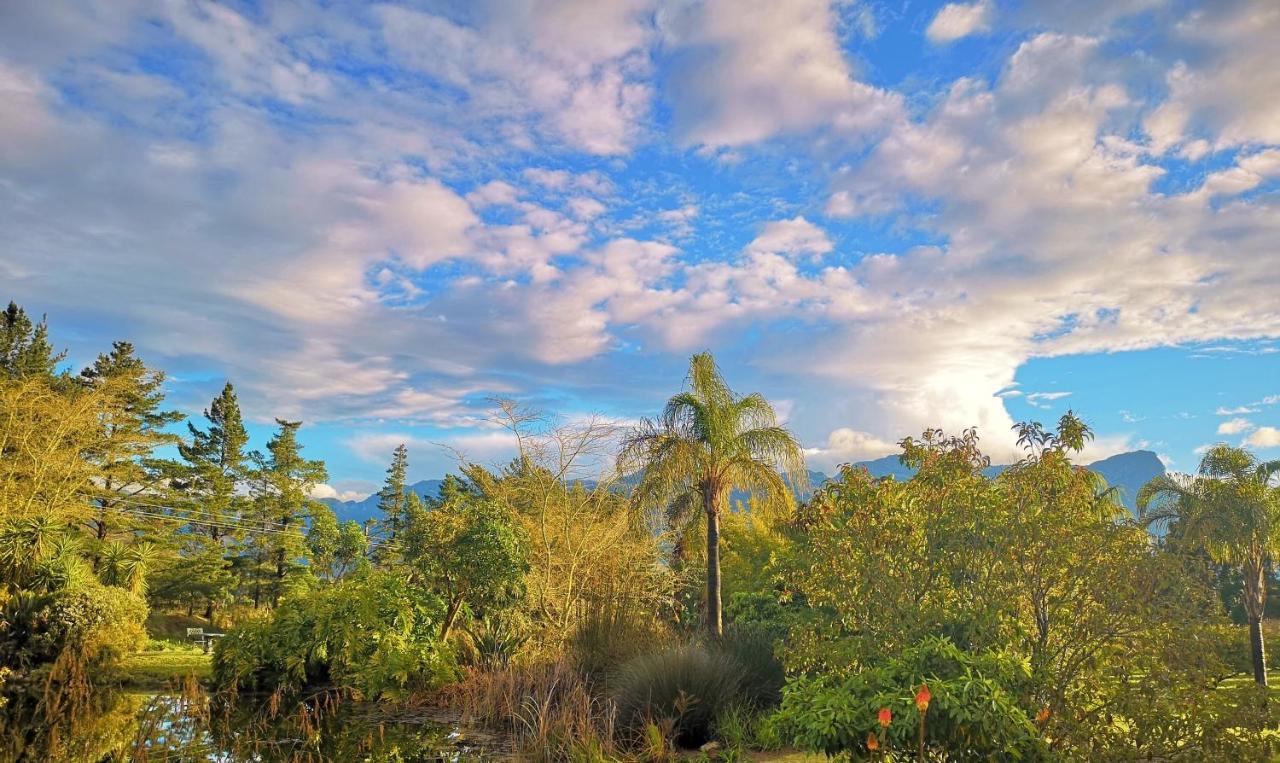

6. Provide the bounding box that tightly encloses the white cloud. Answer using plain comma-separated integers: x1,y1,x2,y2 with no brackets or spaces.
660,0,901,147
805,426,898,469
1217,417,1255,435
1026,391,1073,408
376,2,656,155
309,483,366,502
746,217,833,260
1244,427,1280,449
1216,405,1259,415
1144,3,1280,154
926,0,994,43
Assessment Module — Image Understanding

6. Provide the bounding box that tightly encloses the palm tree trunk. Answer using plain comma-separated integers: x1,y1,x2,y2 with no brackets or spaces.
1245,558,1269,686
706,504,723,639
1250,618,1268,687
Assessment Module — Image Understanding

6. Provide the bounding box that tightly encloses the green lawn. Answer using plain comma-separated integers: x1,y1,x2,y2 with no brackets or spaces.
115,649,212,688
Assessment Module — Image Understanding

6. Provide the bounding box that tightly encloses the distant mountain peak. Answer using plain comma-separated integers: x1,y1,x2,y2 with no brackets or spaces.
324,451,1166,523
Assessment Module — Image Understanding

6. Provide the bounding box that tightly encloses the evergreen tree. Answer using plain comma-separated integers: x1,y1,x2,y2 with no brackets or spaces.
177,382,250,619
376,444,410,541
248,419,327,607
1,301,65,379
77,341,183,555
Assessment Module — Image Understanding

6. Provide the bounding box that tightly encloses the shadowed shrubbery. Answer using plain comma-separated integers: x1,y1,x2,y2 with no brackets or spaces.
612,643,744,747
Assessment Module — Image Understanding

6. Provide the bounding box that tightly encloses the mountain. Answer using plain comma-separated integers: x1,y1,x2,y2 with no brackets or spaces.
847,449,1165,513
323,451,1165,524
319,479,444,525
1082,450,1166,512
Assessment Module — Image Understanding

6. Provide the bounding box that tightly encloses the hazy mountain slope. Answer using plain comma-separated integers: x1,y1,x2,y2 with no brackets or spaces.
324,452,1164,523
318,479,443,524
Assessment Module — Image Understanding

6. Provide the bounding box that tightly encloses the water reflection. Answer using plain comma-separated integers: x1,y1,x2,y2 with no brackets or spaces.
1,685,493,762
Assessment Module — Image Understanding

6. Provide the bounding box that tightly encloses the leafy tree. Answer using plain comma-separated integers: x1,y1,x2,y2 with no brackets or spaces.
247,419,327,607
77,342,183,550
1139,444,1280,685
0,301,65,380
781,416,1233,758
619,352,805,637
401,476,528,640
307,505,368,581
0,378,109,525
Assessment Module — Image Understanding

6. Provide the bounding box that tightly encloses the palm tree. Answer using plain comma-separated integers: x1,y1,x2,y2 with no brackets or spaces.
1138,444,1280,686
619,352,806,638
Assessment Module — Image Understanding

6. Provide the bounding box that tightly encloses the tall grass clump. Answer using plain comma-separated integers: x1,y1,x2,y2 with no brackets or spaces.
445,659,620,761
570,597,669,678
612,643,744,747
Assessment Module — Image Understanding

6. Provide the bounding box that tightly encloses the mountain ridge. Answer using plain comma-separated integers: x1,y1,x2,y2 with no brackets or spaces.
320,450,1165,524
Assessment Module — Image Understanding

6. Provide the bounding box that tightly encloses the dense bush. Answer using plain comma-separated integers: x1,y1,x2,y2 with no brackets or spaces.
212,571,455,700
612,643,745,747
770,636,1047,760
0,582,147,685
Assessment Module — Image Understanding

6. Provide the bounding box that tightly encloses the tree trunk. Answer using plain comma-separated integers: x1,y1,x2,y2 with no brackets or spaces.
440,596,464,641
706,502,723,639
1250,617,1268,687
1244,557,1269,686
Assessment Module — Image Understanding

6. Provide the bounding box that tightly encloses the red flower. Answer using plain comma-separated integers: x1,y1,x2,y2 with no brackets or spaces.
915,684,932,712
878,707,892,727
866,731,880,750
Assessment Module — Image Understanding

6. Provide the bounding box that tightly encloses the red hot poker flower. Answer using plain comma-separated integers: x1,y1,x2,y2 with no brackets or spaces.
866,731,880,750
915,684,932,712
878,707,892,727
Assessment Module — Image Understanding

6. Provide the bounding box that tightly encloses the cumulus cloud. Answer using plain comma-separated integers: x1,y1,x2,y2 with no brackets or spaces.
805,427,898,469
309,483,367,502
376,2,656,155
1144,2,1280,154
1244,427,1280,449
1217,417,1254,435
660,0,901,147
746,217,834,260
926,0,994,43
3,0,1279,484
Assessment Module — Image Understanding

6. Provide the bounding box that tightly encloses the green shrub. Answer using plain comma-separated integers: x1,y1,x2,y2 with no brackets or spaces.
464,615,528,670
612,643,744,747
0,582,147,682
212,571,455,700
770,636,1047,761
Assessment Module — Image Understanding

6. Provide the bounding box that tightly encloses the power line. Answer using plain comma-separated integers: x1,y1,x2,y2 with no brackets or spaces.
76,493,406,553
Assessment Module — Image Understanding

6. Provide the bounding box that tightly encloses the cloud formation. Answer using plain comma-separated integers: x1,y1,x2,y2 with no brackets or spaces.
1,0,1277,482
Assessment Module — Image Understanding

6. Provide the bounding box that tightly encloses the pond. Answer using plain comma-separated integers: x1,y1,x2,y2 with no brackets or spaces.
0,685,500,762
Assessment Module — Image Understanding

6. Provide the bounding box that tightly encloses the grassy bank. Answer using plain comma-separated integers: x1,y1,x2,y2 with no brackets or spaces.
115,649,212,688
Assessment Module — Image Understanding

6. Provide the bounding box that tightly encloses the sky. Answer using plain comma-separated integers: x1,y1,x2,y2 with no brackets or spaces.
2,0,1278,501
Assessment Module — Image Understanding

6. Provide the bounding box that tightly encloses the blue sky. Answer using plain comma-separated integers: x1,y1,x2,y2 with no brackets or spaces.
2,0,1278,499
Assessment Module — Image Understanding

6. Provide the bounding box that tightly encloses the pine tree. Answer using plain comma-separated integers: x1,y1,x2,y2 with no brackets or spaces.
177,382,250,618
376,444,410,544
77,341,184,557
1,301,65,379
248,419,327,607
